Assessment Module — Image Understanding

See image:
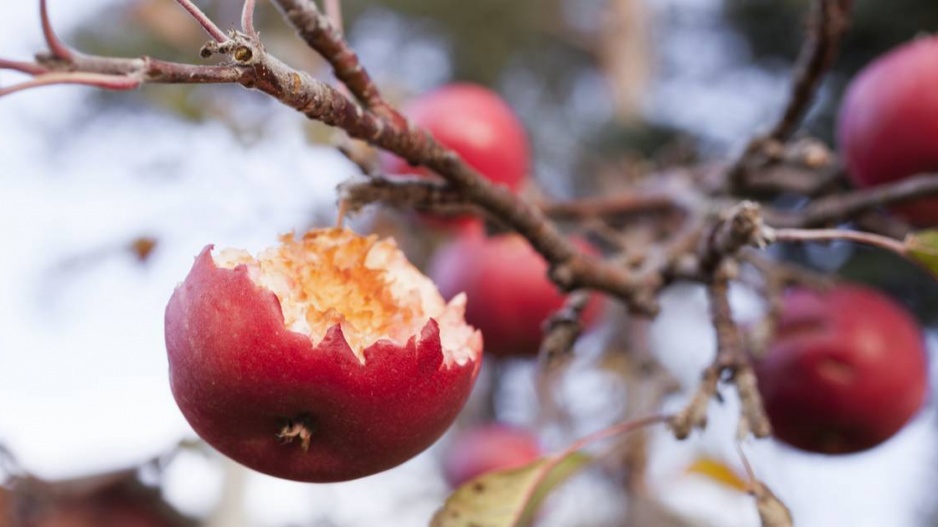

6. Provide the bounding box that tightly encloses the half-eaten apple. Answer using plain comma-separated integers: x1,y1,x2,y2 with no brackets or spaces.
165,229,483,482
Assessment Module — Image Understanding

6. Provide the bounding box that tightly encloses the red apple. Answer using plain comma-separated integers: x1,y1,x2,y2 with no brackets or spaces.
165,229,483,482
754,285,928,454
837,36,938,226
428,229,600,358
442,424,541,488
381,83,530,192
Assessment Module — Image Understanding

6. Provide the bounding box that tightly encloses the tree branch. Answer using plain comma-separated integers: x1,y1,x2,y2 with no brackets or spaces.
270,0,403,123
768,0,850,142
765,227,906,255
726,0,851,192
766,172,938,228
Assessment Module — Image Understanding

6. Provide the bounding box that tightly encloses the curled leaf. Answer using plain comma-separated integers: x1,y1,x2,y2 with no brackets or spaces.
430,452,590,527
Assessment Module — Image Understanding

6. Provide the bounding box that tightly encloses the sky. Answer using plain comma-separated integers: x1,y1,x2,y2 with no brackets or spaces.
1,1,936,527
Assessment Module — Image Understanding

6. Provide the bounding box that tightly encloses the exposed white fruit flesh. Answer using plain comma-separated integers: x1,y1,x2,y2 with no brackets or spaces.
213,228,481,366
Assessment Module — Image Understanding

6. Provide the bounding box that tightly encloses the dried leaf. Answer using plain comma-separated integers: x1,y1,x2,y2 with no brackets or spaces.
753,482,793,527
685,457,749,493
430,452,590,527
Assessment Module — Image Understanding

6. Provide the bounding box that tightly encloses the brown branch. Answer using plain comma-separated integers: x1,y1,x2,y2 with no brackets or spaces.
696,201,767,276
270,0,404,124
726,0,850,192
537,290,592,367
540,191,682,222
737,139,843,197
534,290,594,428
765,172,938,228
671,264,772,440
768,0,850,142
338,176,476,216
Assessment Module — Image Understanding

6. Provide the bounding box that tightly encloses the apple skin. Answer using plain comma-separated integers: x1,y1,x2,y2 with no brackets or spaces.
442,424,541,488
754,285,928,454
381,83,530,192
165,247,482,483
837,36,938,226
429,230,600,358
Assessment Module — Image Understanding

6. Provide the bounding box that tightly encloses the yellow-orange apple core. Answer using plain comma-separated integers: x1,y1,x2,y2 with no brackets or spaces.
213,229,480,365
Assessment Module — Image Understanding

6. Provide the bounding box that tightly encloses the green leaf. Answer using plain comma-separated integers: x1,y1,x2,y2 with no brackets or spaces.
429,451,591,527
905,230,938,277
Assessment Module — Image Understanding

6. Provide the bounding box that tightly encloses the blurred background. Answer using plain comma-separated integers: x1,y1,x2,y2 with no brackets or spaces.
2,0,938,526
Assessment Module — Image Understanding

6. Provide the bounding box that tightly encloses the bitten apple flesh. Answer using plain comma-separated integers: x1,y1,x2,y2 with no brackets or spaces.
165,229,483,482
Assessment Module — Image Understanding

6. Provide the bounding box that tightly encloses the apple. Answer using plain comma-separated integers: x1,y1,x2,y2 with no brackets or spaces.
837,36,938,226
381,83,531,192
165,229,483,482
754,285,928,454
428,228,600,358
5,474,193,527
442,424,541,488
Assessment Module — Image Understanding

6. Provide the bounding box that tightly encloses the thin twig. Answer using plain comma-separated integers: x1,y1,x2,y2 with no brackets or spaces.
541,191,682,221
174,0,230,43
766,227,906,255
338,176,477,216
0,72,140,97
534,290,593,428
726,0,850,192
537,290,592,367
0,57,50,75
697,201,767,276
766,172,938,228
39,0,73,60
241,0,258,38
768,0,850,142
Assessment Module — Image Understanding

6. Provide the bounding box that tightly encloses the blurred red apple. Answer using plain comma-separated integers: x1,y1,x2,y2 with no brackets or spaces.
754,285,928,454
442,424,541,488
838,36,938,226
428,229,600,358
165,229,483,482
381,83,530,192
4,470,195,527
